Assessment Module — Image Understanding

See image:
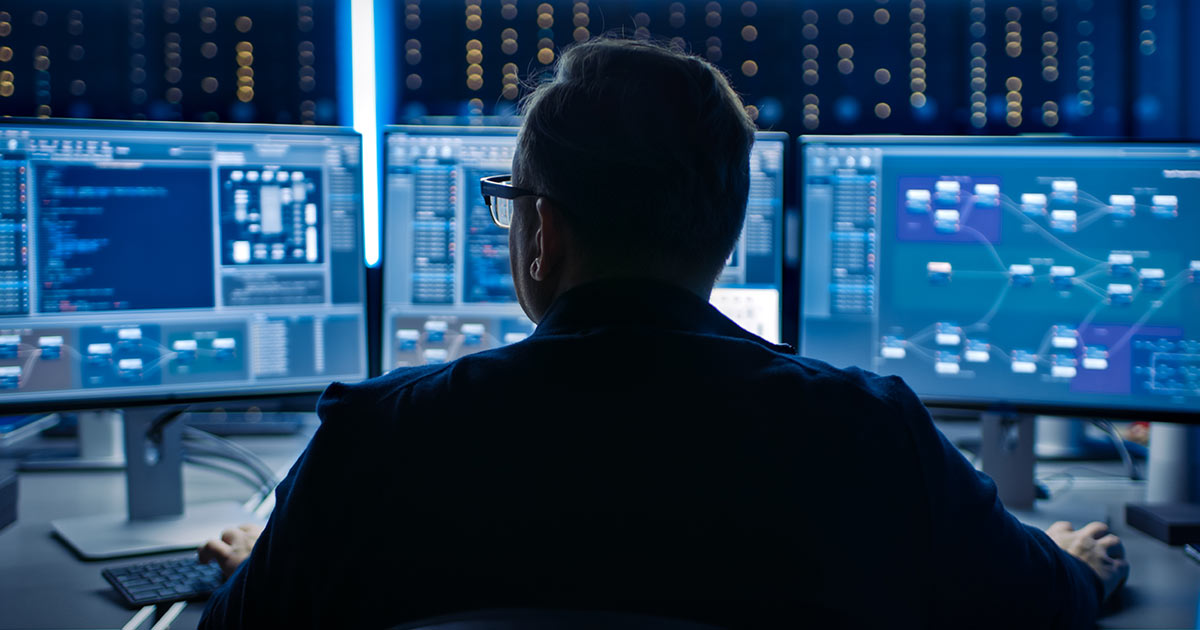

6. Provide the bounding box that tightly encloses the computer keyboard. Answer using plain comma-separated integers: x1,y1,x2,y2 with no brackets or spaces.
102,555,225,607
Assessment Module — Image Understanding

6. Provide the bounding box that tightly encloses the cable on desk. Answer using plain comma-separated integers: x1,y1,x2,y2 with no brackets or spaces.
183,441,275,489
1036,471,1076,499
183,427,279,487
1036,463,1149,500
121,605,156,630
1091,419,1143,481
183,427,281,511
183,447,278,512
184,454,272,494
145,407,188,442
1061,465,1145,479
149,601,187,630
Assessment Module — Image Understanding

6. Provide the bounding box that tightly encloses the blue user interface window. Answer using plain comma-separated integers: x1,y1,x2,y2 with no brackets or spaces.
800,138,1200,417
382,126,786,372
0,121,367,408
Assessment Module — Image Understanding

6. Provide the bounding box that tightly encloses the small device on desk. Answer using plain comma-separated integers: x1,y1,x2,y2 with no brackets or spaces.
379,125,787,374
0,118,370,558
799,136,1200,517
1126,502,1200,545
103,555,225,607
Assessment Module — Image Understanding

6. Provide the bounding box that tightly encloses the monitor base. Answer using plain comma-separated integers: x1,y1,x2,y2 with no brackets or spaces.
19,454,125,471
19,410,125,472
52,500,258,560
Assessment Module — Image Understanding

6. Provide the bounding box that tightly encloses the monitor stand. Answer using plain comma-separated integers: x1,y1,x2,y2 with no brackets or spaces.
980,413,1110,526
19,410,127,471
1034,416,1126,460
980,412,1037,510
51,406,257,559
1126,423,1200,545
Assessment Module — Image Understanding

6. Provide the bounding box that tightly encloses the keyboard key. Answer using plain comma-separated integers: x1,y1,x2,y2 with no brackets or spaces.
102,556,226,608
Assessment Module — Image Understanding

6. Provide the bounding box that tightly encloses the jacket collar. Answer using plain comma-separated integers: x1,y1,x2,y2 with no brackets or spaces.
531,278,794,354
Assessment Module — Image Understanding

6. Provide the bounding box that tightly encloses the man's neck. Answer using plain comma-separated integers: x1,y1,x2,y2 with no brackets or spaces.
553,269,713,304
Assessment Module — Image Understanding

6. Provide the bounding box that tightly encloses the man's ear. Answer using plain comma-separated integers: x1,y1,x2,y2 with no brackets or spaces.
531,197,566,282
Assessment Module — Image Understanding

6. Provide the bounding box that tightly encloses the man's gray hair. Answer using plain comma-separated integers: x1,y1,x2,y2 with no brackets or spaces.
516,37,757,284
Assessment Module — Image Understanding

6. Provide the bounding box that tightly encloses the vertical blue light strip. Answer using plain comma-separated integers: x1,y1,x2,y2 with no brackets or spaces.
350,0,381,267
375,0,397,133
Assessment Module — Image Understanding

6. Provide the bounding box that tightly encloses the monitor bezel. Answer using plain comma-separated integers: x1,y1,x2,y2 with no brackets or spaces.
745,130,789,346
0,117,370,413
797,134,1200,423
379,125,791,375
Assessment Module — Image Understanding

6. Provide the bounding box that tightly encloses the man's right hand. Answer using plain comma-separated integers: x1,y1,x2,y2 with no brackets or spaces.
198,523,264,579
1045,520,1130,601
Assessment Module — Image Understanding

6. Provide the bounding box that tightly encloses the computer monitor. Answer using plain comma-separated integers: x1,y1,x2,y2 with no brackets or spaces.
800,136,1200,421
0,119,368,411
381,126,785,372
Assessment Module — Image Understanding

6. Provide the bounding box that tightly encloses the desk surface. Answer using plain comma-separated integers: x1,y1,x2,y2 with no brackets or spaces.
0,420,1197,629
1012,475,1200,628
0,427,314,630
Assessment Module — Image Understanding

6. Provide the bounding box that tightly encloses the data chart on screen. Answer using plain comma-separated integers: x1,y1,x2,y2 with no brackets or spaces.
801,137,1200,416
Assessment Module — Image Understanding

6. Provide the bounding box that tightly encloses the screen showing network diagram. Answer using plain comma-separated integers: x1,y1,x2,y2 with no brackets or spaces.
801,139,1200,416
382,127,785,372
0,121,367,407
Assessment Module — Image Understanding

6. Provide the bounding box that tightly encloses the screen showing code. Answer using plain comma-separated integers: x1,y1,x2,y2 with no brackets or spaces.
461,164,516,304
36,165,214,313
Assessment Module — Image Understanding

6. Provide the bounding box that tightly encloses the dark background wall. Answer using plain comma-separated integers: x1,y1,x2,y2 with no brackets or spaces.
392,0,1197,139
0,0,341,124
0,1,1195,140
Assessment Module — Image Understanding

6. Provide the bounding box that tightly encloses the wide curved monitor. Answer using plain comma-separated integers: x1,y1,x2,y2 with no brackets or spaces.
381,125,785,372
800,136,1200,421
0,119,368,411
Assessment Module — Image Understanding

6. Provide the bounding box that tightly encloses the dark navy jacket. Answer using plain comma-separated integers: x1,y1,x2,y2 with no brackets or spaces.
200,279,1102,629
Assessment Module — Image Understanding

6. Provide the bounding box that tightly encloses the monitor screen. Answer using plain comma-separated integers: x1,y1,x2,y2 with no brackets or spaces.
800,137,1200,419
0,120,367,409
381,126,785,372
